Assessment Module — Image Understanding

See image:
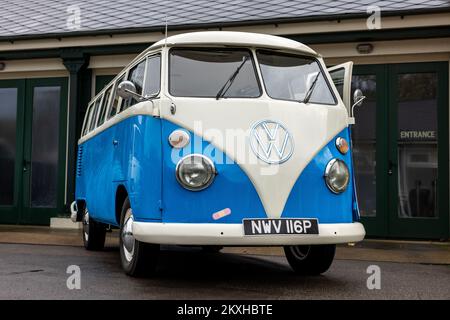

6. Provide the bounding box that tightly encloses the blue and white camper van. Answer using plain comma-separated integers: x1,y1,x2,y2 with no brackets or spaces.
71,31,366,276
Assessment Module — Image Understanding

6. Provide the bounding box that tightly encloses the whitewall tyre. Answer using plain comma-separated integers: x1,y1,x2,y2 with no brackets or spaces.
119,197,159,277
82,207,106,251
284,244,336,275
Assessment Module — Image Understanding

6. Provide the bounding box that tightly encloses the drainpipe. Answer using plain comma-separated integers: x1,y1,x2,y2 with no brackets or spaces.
62,48,90,213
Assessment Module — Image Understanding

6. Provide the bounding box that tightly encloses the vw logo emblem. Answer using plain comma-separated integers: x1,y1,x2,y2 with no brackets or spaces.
250,120,294,164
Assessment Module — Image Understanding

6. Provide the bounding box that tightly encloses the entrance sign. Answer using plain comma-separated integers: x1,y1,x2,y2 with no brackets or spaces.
399,130,436,140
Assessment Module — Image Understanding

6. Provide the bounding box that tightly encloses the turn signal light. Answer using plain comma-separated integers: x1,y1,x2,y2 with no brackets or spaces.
335,137,349,155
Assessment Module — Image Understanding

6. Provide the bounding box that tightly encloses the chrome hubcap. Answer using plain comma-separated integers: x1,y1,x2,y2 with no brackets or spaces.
82,210,89,242
121,208,135,262
290,245,310,260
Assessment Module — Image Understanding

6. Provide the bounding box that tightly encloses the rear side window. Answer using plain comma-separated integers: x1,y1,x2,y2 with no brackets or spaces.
97,85,113,127
82,103,93,135
89,98,102,132
169,48,261,98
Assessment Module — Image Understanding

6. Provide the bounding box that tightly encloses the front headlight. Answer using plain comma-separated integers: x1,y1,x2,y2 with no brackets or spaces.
324,159,350,194
176,154,215,191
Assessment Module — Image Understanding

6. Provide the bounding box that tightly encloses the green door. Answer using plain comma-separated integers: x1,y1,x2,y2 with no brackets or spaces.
352,62,449,239
0,79,26,224
0,78,68,225
387,63,448,239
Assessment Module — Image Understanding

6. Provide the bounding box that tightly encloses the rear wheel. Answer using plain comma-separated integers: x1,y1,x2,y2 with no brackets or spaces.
284,244,336,275
82,207,106,251
119,197,159,277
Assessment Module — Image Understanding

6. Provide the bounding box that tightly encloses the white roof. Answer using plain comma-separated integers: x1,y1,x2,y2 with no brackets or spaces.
150,31,318,56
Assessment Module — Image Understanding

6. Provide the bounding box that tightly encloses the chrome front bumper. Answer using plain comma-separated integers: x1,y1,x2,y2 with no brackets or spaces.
133,221,365,246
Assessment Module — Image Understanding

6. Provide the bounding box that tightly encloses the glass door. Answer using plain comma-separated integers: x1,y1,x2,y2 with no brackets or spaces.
352,65,389,237
0,78,67,225
388,63,448,239
21,78,68,225
352,62,448,239
0,80,25,224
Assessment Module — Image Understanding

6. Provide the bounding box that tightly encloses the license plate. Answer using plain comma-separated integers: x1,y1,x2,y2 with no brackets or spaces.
243,218,319,236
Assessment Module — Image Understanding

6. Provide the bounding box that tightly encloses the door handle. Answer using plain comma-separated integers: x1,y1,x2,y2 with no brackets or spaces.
23,160,31,172
388,160,396,176
113,139,119,147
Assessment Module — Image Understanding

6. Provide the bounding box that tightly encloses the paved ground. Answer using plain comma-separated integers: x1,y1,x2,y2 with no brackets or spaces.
1,225,449,264
0,242,449,300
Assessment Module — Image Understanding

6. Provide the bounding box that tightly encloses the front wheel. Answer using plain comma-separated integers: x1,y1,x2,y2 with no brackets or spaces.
284,244,336,275
119,197,159,277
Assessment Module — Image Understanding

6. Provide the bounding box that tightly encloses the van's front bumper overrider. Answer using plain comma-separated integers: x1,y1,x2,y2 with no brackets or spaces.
132,221,365,245
70,201,80,222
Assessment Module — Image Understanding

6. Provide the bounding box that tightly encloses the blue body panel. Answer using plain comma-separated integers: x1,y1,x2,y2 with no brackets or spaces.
282,128,354,223
76,115,357,226
76,115,162,226
160,121,267,224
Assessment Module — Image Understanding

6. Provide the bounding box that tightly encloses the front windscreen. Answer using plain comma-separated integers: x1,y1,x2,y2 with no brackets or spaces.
257,50,336,105
169,48,261,98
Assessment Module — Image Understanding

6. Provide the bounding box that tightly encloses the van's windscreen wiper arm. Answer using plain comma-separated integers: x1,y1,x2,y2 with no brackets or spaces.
303,72,321,104
216,56,249,100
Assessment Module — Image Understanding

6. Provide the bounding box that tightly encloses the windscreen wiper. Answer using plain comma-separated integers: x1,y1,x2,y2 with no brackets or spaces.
215,56,249,100
303,72,321,104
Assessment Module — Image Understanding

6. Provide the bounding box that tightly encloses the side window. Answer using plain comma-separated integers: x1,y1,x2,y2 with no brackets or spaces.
122,60,146,110
89,97,102,132
329,67,345,100
97,85,113,127
327,62,353,110
82,103,93,135
144,55,161,96
109,75,126,119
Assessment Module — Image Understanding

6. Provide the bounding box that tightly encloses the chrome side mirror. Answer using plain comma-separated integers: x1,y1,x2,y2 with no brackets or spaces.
117,81,143,101
351,89,366,116
352,89,366,108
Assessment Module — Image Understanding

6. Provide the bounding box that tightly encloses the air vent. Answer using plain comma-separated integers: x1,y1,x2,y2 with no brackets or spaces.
76,145,84,177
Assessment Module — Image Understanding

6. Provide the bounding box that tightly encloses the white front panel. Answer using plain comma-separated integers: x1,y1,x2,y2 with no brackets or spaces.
161,97,348,218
